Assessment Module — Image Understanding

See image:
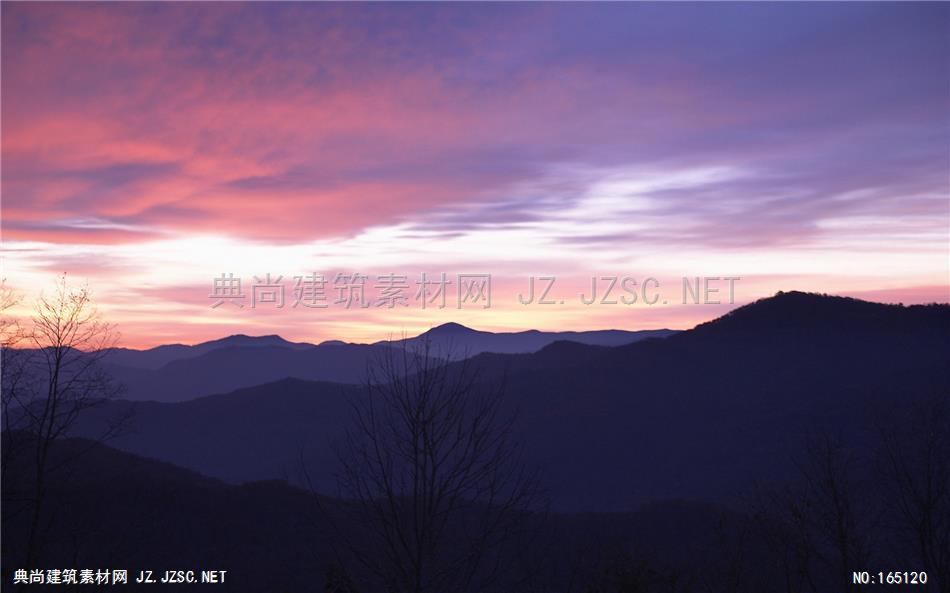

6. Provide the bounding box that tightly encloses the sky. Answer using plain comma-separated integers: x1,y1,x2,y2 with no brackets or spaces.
2,2,948,348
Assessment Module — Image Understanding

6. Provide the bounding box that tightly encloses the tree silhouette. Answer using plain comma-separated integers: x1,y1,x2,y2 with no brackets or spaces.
1,279,27,488
333,338,538,593
1,276,124,567
878,395,950,592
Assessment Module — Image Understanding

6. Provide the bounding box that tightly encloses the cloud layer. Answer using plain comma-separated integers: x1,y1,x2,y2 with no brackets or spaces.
3,3,947,346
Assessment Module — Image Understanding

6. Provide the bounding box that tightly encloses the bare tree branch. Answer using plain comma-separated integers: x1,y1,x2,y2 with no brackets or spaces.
331,336,540,593
1,275,127,567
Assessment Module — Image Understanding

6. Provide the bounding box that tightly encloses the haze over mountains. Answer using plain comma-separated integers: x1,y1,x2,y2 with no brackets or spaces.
102,325,675,402
74,291,950,511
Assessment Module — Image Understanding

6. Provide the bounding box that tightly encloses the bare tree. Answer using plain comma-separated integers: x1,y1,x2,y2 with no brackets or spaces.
749,430,876,593
700,511,751,593
1,279,28,488
878,395,950,592
332,338,538,593
796,432,874,592
1,275,124,566
0,279,21,346
749,482,818,593
1,279,25,429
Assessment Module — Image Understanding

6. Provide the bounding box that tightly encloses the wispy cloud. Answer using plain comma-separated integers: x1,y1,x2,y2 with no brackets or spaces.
2,2,947,345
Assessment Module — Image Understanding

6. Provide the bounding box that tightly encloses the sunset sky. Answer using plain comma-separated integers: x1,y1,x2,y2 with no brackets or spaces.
3,2,948,348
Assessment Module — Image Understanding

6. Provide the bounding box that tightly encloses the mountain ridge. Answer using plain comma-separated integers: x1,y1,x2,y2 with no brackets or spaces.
69,291,950,511
99,324,676,400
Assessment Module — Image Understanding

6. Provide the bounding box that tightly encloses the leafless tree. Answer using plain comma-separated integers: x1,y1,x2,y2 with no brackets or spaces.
1,279,27,486
700,511,751,593
332,338,538,593
1,275,124,566
750,430,875,593
796,432,874,592
0,279,21,346
878,394,950,592
749,482,818,593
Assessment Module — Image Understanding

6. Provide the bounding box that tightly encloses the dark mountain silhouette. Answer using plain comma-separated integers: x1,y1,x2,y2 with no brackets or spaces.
691,290,946,335
1,432,340,592
68,292,950,512
73,378,357,494
497,293,949,510
1,434,795,593
100,326,674,402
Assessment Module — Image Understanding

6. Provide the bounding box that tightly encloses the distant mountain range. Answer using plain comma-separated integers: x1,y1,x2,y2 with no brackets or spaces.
102,325,676,402
383,322,676,357
73,291,950,511
104,334,314,370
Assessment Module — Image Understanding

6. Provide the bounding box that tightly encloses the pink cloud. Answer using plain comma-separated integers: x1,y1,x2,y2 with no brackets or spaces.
3,3,946,345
